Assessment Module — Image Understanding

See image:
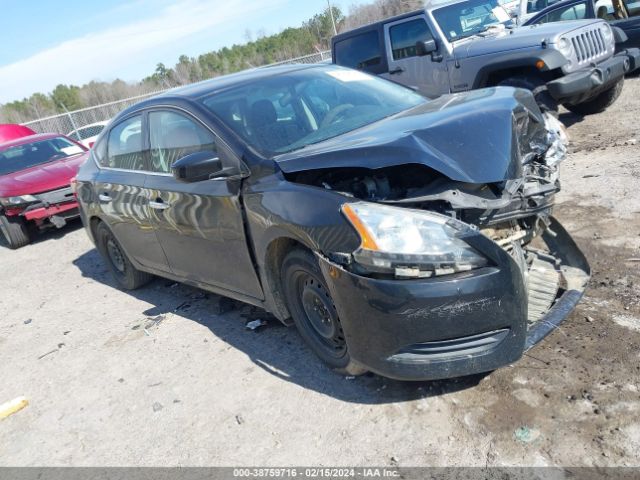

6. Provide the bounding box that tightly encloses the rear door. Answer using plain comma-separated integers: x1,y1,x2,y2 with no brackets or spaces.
381,15,449,98
143,108,263,299
94,114,170,273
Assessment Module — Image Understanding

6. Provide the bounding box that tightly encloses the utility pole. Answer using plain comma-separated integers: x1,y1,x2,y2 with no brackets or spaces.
327,0,338,36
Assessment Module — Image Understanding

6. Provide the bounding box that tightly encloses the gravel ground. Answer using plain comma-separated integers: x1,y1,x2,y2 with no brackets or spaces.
0,78,639,467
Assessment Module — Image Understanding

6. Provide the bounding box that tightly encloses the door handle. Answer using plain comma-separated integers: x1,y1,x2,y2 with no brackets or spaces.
389,67,404,75
149,199,170,210
98,193,112,203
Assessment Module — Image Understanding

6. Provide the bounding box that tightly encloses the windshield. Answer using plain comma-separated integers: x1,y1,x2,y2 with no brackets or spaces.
432,0,514,42
201,66,426,156
0,137,85,176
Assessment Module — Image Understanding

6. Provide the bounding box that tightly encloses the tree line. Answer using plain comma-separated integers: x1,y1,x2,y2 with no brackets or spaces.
0,0,422,125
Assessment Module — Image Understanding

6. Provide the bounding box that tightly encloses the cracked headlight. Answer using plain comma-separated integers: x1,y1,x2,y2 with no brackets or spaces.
0,195,38,206
557,37,573,58
342,202,489,278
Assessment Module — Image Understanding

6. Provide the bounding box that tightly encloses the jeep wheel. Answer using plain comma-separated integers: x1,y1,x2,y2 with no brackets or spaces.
564,78,624,116
95,221,153,290
281,248,367,377
498,76,559,116
0,214,31,249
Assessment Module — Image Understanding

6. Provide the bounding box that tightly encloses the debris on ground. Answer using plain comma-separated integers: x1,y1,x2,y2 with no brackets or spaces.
174,301,191,312
245,319,267,331
0,397,29,420
235,414,244,425
152,402,163,412
23,319,32,325
514,426,541,444
38,349,59,360
585,316,594,323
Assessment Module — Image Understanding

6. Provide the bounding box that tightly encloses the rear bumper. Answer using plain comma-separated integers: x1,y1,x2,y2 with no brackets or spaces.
319,217,589,381
547,50,638,103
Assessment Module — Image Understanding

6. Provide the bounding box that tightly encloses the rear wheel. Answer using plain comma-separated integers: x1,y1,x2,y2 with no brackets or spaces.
281,248,367,376
0,214,31,249
564,78,624,116
95,221,152,290
498,76,559,116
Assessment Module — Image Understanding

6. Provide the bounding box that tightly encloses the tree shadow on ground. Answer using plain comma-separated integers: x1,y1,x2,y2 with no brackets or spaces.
72,248,487,405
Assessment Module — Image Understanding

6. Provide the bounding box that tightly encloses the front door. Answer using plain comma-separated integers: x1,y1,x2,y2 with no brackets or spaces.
143,109,264,300
95,114,169,273
381,15,450,98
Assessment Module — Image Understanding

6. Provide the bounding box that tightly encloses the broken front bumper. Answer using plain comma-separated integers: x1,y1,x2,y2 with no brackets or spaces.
547,49,639,104
319,217,589,381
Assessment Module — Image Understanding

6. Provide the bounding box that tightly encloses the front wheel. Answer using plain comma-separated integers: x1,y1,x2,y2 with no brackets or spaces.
564,78,624,116
95,221,153,290
281,248,367,376
0,214,31,249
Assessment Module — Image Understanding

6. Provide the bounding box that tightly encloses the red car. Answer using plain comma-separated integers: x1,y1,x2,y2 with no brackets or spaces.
0,124,36,143
0,133,89,249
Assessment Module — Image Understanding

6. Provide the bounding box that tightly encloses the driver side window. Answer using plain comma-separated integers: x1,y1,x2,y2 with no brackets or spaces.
148,111,217,174
389,18,433,60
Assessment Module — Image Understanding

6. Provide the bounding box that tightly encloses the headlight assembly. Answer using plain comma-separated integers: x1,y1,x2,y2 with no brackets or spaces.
557,37,573,57
0,195,38,206
341,202,489,278
601,24,614,47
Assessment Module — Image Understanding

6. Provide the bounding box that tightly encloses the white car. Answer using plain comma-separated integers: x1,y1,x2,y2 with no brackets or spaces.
67,121,109,149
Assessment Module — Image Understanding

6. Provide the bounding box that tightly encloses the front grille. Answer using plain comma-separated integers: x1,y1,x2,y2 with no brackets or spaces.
34,186,75,206
566,26,611,71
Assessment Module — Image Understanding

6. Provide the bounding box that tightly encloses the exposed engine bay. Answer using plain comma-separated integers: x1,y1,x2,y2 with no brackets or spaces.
286,114,584,327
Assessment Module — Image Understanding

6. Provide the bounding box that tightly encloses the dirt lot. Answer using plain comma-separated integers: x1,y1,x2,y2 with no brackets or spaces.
1,78,639,468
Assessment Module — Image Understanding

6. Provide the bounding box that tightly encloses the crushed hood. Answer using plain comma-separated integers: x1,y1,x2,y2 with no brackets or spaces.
0,153,88,197
276,87,552,184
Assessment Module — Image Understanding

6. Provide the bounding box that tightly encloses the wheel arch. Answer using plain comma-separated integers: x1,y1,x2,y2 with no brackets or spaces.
473,51,567,89
261,235,314,325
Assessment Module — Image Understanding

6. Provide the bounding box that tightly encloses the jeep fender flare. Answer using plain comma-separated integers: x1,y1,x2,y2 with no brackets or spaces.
472,50,568,89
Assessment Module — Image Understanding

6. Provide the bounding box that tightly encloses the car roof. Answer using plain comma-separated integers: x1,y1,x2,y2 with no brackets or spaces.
114,63,329,119
0,133,63,150
333,10,423,40
159,63,321,99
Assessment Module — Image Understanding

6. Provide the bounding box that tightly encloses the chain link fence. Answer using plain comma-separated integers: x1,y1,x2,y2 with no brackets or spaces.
22,50,331,136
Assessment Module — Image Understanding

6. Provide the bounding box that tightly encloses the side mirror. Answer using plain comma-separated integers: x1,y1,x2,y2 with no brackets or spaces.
416,39,438,56
172,151,224,183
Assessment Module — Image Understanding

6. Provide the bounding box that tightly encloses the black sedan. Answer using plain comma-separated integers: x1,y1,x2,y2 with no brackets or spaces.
524,0,640,50
75,64,589,381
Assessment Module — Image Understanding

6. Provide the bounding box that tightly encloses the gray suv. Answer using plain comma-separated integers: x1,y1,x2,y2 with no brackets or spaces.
332,0,640,115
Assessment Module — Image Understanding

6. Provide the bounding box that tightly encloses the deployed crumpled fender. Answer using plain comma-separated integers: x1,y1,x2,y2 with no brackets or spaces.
275,87,559,183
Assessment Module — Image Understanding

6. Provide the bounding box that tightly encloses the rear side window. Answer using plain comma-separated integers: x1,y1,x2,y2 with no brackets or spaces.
106,116,144,170
389,18,433,60
533,0,588,22
334,31,383,73
148,110,216,174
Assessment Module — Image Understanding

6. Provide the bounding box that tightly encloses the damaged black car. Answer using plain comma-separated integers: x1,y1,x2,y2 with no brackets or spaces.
75,64,590,381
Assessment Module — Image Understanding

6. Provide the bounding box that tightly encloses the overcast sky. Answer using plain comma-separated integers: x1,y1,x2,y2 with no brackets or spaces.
0,0,349,104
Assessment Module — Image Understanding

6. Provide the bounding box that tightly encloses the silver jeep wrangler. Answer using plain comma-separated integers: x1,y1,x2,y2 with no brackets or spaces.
332,0,640,115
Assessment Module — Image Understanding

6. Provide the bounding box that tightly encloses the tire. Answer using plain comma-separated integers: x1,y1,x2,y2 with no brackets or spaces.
281,248,367,376
498,76,559,116
564,78,624,116
95,221,152,290
0,214,31,249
